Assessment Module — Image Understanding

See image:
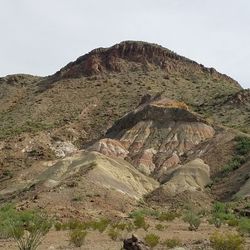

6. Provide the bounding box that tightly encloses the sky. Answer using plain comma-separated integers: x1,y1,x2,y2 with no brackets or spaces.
0,0,249,88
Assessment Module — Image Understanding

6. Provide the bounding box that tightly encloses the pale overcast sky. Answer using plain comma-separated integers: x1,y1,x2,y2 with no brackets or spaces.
0,0,249,88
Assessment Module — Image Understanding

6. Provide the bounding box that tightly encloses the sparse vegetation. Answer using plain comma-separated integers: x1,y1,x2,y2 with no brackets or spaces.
0,204,52,250
157,211,179,222
183,210,201,231
90,218,110,233
54,222,62,231
155,223,165,231
210,202,235,226
210,232,244,250
238,218,250,234
112,222,126,231
215,136,250,178
69,229,87,247
209,202,250,234
235,136,250,156
108,228,120,241
129,208,160,219
221,156,246,175
162,238,182,248
133,214,149,231
144,233,160,248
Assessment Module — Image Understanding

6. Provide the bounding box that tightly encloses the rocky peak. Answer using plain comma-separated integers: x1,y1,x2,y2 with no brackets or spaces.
55,41,239,86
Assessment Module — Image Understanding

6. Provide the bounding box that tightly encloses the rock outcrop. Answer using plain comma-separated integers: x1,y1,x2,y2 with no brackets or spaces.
56,41,240,88
89,138,129,158
149,158,210,197
0,151,158,201
148,159,210,203
91,96,215,181
123,234,150,250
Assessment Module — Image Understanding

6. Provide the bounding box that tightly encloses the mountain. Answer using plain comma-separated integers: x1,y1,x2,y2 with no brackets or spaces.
0,41,249,249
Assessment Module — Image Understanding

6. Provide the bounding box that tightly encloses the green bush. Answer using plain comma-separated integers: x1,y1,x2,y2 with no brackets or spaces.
90,218,110,233
129,208,160,218
221,156,245,175
67,219,83,230
0,203,16,239
238,218,250,234
133,215,149,231
144,233,160,248
213,202,227,214
158,211,179,222
210,232,244,250
209,217,222,228
0,204,51,250
183,211,201,231
235,136,250,155
69,229,87,247
227,218,239,227
162,238,182,248
211,202,236,223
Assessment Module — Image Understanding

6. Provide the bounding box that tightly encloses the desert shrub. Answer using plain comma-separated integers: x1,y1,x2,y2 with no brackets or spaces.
227,218,239,227
213,202,227,214
162,238,182,248
211,202,236,222
144,233,159,248
108,228,120,241
67,219,83,230
210,232,244,250
0,203,16,239
0,204,52,250
209,217,222,228
129,208,160,218
69,229,87,247
158,211,179,222
62,218,111,233
221,156,245,175
155,224,165,231
133,215,149,230
90,218,110,233
235,136,250,155
125,222,134,232
198,208,209,217
238,218,250,234
183,211,201,231
54,222,62,231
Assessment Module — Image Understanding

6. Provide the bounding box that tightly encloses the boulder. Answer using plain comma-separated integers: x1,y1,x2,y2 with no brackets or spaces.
123,234,150,250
